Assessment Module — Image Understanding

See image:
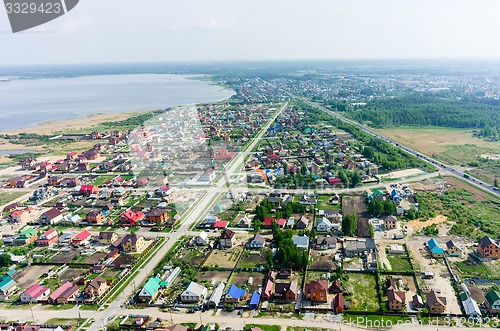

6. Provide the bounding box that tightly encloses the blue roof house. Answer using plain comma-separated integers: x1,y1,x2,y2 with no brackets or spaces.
249,290,261,309
0,275,16,295
225,284,247,303
427,238,444,258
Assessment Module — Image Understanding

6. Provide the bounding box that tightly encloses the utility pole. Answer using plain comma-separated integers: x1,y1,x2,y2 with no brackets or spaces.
29,301,35,322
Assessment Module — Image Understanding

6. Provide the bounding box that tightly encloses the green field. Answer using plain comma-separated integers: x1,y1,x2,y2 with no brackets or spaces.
0,191,29,207
343,273,380,312
453,260,500,280
386,254,413,272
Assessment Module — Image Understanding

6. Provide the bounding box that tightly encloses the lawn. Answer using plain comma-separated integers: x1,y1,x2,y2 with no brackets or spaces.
0,191,29,206
44,318,82,328
237,249,269,269
316,195,341,210
92,175,115,186
343,273,380,312
245,325,280,331
203,246,244,269
386,254,413,272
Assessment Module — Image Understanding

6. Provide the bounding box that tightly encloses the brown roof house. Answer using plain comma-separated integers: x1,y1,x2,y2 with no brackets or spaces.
477,236,500,259
39,208,62,225
220,229,236,248
85,277,109,299
304,280,328,303
121,234,147,253
145,207,168,225
426,289,447,314
387,289,406,311
333,293,345,313
98,231,118,245
274,281,298,302
86,210,104,225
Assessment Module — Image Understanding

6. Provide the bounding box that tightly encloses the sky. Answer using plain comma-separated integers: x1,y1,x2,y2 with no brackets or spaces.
1,0,500,65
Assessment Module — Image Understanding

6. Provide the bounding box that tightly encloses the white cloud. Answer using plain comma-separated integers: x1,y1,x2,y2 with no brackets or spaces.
61,14,94,35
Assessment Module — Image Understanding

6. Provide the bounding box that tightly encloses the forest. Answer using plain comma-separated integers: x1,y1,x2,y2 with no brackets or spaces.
345,94,500,139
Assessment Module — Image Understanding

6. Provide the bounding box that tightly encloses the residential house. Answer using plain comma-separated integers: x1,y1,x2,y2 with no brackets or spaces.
274,281,297,302
304,280,328,303
9,209,30,223
477,236,500,259
145,207,168,225
316,217,333,233
119,209,145,226
387,289,406,311
48,282,79,304
224,284,247,303
72,229,91,245
98,231,118,245
412,294,424,309
205,215,219,225
36,229,58,246
86,210,104,225
292,235,309,250
384,216,398,229
445,240,463,257
121,234,146,253
463,297,482,319
39,208,62,225
485,289,500,313
14,227,38,246
157,324,188,331
427,238,444,258
314,236,337,250
0,275,16,295
19,284,50,303
248,234,265,249
333,293,345,313
329,279,342,294
264,217,286,228
426,289,447,314
180,282,208,303
236,215,252,228
3,202,19,213
295,215,309,229
85,277,108,299
79,185,99,196
220,230,236,248
344,238,376,257
249,290,261,309
138,276,161,301
194,231,209,246
319,209,342,222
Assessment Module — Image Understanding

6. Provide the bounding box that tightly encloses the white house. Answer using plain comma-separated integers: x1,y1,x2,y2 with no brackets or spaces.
463,297,482,319
194,231,209,246
181,281,208,303
316,217,333,232
248,234,265,249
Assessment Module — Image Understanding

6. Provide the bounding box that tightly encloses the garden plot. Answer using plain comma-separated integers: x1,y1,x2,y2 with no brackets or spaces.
203,246,244,269
343,273,380,312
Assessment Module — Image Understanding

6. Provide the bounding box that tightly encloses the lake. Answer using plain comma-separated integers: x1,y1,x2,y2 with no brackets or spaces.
0,74,234,131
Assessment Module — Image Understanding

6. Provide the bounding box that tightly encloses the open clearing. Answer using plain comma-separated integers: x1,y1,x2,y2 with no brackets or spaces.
203,246,244,269
443,176,494,201
343,273,379,312
13,265,52,289
380,168,425,179
342,196,369,238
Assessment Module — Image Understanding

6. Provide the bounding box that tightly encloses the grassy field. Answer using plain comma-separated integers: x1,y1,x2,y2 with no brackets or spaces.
0,191,29,206
316,195,341,210
376,126,500,184
245,325,280,331
453,260,500,280
343,273,380,312
386,254,413,272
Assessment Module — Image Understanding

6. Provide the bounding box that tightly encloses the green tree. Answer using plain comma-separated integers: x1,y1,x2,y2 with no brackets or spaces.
494,178,499,188
342,214,357,236
0,254,12,268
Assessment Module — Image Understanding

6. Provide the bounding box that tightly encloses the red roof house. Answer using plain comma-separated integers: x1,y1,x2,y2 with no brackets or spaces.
36,229,58,246
79,185,98,196
72,229,91,244
119,209,145,226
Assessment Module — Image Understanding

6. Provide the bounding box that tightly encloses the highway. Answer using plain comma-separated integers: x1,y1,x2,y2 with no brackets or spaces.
263,80,500,197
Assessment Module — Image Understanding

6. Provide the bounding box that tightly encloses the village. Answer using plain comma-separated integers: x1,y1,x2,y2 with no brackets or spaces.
0,101,498,331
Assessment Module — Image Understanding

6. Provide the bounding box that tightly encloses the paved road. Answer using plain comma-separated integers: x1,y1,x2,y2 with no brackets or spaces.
262,79,499,197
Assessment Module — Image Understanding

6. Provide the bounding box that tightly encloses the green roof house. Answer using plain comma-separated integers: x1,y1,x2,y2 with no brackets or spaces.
485,289,500,313
0,275,16,295
138,276,161,301
14,227,38,245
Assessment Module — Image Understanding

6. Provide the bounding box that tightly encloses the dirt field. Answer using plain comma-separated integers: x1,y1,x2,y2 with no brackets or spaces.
407,215,448,232
49,250,79,264
203,246,244,269
376,126,500,162
83,252,107,265
60,268,89,283
342,195,369,238
232,272,265,292
197,270,231,286
13,265,52,289
405,236,462,314
237,250,268,269
443,176,494,201
409,181,440,192
310,249,338,271
380,168,425,179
